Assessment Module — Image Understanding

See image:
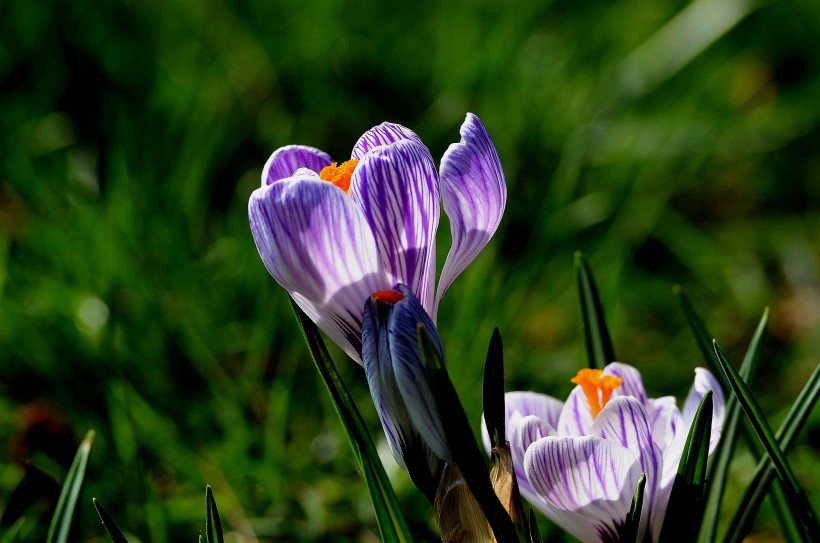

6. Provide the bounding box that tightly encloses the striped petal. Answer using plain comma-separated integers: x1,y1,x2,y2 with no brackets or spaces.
592,397,662,541
436,113,506,309
507,415,556,501
362,287,443,498
351,122,427,159
248,176,386,361
262,145,333,186
524,435,642,543
481,391,564,453
350,140,440,313
604,362,647,403
557,386,595,437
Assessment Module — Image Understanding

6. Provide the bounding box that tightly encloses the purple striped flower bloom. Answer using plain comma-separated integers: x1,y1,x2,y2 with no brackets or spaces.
482,363,725,543
248,113,506,363
362,284,452,500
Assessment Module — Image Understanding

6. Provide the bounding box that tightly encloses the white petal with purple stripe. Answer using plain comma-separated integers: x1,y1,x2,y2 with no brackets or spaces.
262,145,333,186
525,436,642,543
437,113,507,309
350,140,440,313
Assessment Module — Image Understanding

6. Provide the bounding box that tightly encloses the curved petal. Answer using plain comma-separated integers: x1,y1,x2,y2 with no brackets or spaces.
262,145,333,186
389,285,453,463
436,113,506,309
362,290,442,497
482,391,565,453
351,122,427,159
603,362,648,403
682,368,725,455
507,415,556,500
592,397,662,541
248,176,387,361
350,140,440,313
557,386,595,437
646,396,682,454
524,435,641,543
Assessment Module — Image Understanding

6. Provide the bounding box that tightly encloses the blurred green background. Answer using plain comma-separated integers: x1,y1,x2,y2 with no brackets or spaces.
1,0,818,540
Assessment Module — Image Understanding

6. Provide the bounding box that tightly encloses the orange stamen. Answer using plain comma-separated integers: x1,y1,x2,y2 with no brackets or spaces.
319,159,359,193
372,290,404,304
571,369,623,418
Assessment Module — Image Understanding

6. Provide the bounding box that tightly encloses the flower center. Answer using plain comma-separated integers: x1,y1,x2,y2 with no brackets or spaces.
371,290,404,304
571,369,623,418
319,159,359,193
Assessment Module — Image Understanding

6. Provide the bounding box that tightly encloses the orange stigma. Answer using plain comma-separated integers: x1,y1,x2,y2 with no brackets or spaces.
372,290,404,304
319,159,359,193
571,369,622,418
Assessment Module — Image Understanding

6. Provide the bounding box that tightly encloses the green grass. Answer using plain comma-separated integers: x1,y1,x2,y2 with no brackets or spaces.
1,0,819,540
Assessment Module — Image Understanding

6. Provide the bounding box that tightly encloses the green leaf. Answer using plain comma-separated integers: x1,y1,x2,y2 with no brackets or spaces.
659,392,712,541
713,341,820,539
620,473,646,543
417,324,520,543
528,509,542,543
93,499,130,543
0,518,25,543
46,430,94,543
483,327,506,450
290,301,414,543
724,363,820,543
700,307,768,542
205,486,224,543
575,252,615,370
673,287,727,390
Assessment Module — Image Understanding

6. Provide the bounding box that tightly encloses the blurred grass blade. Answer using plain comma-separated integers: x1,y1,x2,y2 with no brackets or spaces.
483,327,506,449
620,473,646,543
46,430,95,543
659,392,712,541
93,499,129,543
205,486,224,543
713,341,820,538
418,324,520,543
291,301,413,543
700,307,768,541
673,287,726,390
0,518,25,543
575,252,615,369
724,363,820,543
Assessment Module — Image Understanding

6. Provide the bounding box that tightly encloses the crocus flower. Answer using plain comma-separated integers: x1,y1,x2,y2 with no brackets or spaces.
248,114,506,362
482,363,725,542
362,283,452,500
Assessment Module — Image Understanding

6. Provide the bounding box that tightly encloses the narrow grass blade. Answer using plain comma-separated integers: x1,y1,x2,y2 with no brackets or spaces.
575,252,615,369
659,392,712,541
0,518,25,543
483,327,506,449
724,363,820,543
713,341,820,538
620,473,646,543
93,499,129,543
673,287,726,390
700,307,768,541
528,509,542,543
418,324,520,543
46,430,95,543
205,486,224,543
290,301,413,543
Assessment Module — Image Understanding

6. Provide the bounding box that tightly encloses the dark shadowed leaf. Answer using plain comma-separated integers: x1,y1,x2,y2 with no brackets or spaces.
93,499,129,543
575,252,615,370
483,327,506,449
205,486,224,543
291,301,413,543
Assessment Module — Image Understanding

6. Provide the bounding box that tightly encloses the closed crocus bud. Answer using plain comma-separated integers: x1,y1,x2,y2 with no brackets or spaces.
362,284,453,501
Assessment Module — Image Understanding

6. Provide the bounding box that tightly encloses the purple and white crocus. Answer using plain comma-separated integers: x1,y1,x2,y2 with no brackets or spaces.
482,363,725,543
248,113,506,363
